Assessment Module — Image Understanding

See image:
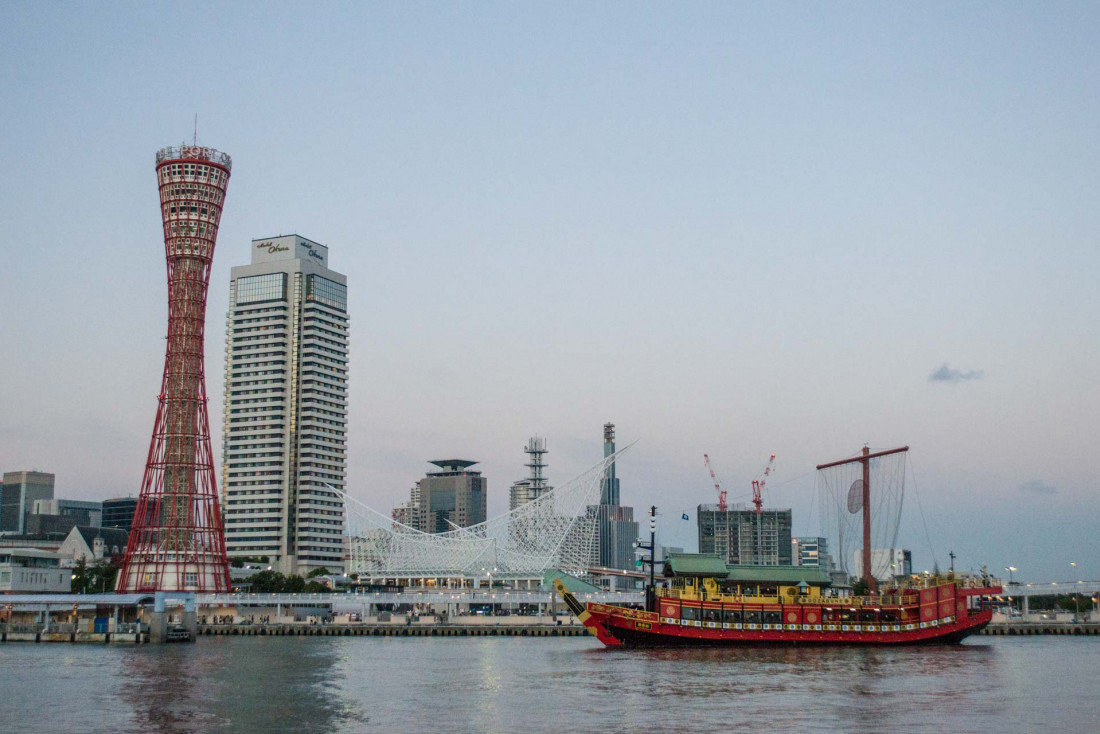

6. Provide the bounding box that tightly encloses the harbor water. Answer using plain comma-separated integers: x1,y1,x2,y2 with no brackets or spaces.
0,635,1095,732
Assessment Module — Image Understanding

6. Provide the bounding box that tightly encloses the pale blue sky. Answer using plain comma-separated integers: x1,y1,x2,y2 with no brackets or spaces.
1,2,1097,580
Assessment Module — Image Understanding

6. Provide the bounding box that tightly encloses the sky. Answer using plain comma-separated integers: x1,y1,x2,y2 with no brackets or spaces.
1,2,1097,582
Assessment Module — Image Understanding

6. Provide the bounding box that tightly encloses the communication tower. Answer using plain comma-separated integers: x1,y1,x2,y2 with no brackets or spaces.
116,144,233,592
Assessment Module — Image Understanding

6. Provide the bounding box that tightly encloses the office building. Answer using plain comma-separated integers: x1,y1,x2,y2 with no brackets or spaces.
587,424,638,571
222,235,349,576
1,472,55,535
403,460,487,534
509,437,551,511
102,497,139,531
793,536,832,571
392,483,420,528
697,505,793,566
31,499,102,528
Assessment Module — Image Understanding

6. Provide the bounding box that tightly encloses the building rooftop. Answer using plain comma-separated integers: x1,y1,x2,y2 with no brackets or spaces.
663,553,730,578
663,553,832,586
428,460,479,473
0,548,65,560
71,525,129,552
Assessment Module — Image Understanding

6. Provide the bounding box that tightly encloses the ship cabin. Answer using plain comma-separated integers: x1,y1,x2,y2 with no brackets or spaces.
660,553,831,605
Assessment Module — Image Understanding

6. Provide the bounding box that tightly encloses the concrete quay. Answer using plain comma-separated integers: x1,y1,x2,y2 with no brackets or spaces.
199,622,589,638
981,622,1100,636
1,624,149,644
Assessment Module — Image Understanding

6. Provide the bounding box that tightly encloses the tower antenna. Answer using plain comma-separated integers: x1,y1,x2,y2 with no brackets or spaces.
193,114,198,146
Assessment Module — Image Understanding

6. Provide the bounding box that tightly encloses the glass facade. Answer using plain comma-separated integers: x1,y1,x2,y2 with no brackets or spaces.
306,275,347,312
237,273,287,305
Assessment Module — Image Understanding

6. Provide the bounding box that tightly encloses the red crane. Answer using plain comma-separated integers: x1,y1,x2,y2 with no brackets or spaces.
751,454,777,514
703,454,727,511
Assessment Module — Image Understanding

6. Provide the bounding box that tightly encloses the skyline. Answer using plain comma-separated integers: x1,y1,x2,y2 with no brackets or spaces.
1,4,1097,580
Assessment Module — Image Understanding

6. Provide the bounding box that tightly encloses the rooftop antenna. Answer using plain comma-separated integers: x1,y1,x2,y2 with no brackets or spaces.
193,114,198,146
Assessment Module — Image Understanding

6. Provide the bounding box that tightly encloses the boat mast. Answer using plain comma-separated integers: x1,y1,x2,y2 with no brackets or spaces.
816,445,908,594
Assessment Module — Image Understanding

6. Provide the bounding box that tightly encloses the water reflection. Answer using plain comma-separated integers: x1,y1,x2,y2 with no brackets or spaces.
2,635,1097,732
122,638,366,733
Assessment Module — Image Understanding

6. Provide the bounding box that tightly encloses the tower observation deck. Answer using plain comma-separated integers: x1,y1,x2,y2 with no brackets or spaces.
116,145,233,593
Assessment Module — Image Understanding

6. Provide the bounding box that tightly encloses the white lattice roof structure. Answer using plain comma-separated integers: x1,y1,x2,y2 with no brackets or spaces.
335,445,632,579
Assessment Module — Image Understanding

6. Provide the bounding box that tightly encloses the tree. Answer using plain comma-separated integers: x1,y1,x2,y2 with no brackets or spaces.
70,558,88,593
851,579,869,597
247,570,286,593
306,567,331,579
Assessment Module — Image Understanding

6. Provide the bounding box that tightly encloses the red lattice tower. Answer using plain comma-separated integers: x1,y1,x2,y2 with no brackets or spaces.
116,145,233,593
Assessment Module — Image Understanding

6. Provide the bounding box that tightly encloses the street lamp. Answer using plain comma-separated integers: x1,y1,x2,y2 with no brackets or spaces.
1003,567,1017,615
1070,562,1080,623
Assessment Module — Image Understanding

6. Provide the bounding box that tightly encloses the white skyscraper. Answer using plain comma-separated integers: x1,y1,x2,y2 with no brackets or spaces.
222,235,348,576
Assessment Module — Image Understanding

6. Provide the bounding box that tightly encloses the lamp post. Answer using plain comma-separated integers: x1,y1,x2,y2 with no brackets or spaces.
1070,562,1079,623
1003,567,1017,615
634,507,657,612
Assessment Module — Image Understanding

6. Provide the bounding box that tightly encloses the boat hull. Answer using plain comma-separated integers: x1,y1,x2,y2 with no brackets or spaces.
589,612,990,647
555,579,997,648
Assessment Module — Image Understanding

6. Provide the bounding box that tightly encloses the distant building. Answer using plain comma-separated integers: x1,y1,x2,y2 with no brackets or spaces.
101,497,139,530
24,513,80,536
0,472,55,535
850,548,912,584
222,234,349,576
793,536,832,571
392,483,421,528
414,460,487,533
655,545,684,566
509,437,551,511
32,499,102,528
697,505,793,566
587,423,638,572
0,548,70,593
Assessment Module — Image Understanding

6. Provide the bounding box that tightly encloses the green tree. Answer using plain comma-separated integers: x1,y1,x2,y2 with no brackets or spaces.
306,567,331,579
70,558,89,593
247,570,287,592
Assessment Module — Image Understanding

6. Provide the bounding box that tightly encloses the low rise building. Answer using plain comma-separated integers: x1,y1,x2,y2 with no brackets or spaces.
58,526,130,566
0,549,70,593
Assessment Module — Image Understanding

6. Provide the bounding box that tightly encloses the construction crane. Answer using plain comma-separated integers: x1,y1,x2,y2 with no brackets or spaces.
703,454,727,511
751,454,777,515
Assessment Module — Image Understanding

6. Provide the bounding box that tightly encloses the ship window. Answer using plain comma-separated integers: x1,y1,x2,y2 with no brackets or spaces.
703,608,721,623
763,611,782,624
681,606,699,622
723,609,741,624
744,610,761,624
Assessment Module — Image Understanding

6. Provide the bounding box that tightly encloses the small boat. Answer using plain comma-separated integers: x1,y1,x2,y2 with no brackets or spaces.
555,445,1002,647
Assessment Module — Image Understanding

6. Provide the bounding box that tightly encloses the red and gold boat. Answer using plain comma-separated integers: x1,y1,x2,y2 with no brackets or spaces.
555,563,1001,647
555,445,1001,647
